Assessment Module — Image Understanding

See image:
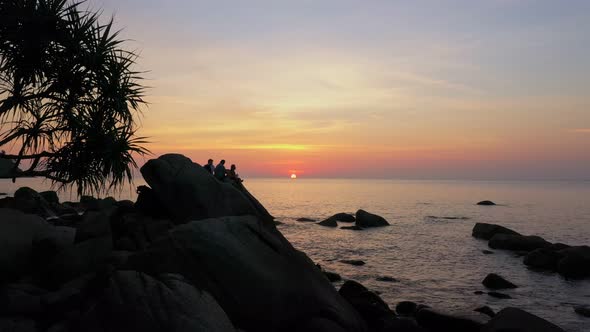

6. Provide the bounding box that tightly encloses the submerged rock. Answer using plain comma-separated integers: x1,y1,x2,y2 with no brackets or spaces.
341,225,363,231
376,276,398,282
296,217,316,222
574,305,590,318
477,200,496,206
481,307,565,332
340,260,366,266
355,209,389,228
472,223,520,240
482,273,517,289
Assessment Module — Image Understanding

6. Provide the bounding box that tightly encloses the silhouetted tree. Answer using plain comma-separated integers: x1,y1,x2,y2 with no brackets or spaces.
0,0,148,195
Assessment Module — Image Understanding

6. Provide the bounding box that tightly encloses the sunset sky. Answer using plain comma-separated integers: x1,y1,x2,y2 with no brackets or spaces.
91,0,590,179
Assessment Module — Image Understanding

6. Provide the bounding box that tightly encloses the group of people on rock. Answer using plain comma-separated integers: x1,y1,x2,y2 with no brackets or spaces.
203,159,243,183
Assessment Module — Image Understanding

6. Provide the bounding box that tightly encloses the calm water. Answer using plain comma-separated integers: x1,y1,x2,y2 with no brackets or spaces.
2,178,590,331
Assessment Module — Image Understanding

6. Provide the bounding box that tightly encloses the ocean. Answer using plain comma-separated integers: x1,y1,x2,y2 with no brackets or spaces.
2,178,590,331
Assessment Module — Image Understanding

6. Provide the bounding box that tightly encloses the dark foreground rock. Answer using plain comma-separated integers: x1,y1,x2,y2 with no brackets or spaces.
338,281,396,332
127,215,366,332
355,209,389,228
482,273,517,289
140,154,274,226
488,234,551,251
481,307,565,332
472,223,520,240
474,306,496,317
416,307,490,332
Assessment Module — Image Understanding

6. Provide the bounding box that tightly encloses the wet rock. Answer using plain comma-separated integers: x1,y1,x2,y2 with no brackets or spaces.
574,305,590,318
474,306,496,317
482,273,517,289
126,215,366,332
396,301,418,316
488,234,551,252
477,200,496,206
318,218,338,227
341,225,363,230
523,248,563,271
355,209,389,228
339,280,394,331
340,260,366,266
376,276,398,282
487,292,512,299
416,307,489,332
296,217,316,222
472,223,520,240
556,246,590,279
481,307,565,332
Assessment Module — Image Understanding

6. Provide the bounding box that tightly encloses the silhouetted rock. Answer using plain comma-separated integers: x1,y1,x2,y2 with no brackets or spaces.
376,276,398,282
318,218,338,227
126,215,367,332
488,234,551,251
355,209,389,228
39,191,59,205
296,217,316,222
328,213,356,223
481,307,565,332
341,225,363,230
323,271,342,282
0,157,20,178
416,307,489,332
574,305,590,318
474,306,496,317
0,283,44,316
473,291,485,295
523,248,563,271
75,210,112,243
472,223,520,240
482,250,494,254
477,200,496,206
340,260,366,266
140,154,273,226
556,245,590,279
482,273,517,289
338,280,394,331
13,187,54,217
396,301,418,316
75,271,237,332
487,292,512,299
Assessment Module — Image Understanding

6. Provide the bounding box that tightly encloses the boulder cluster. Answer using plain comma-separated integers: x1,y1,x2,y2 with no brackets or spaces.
301,209,390,229
472,222,590,279
0,154,570,331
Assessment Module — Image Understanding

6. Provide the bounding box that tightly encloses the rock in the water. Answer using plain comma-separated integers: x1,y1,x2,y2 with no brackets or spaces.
127,215,367,332
523,248,563,271
556,246,590,279
482,250,494,255
341,225,363,230
416,307,489,332
339,280,394,331
473,291,485,295
318,218,338,227
474,306,496,317
574,305,590,318
140,154,274,225
396,301,418,316
75,271,237,332
482,273,517,289
376,276,398,282
327,213,356,223
481,307,565,332
296,217,316,222
323,271,342,282
355,209,389,228
488,234,551,251
472,223,520,240
477,200,496,206
487,292,512,299
340,260,366,266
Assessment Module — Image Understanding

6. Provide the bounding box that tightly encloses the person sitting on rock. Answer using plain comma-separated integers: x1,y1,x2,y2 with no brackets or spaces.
214,159,227,181
227,164,243,183
203,159,214,175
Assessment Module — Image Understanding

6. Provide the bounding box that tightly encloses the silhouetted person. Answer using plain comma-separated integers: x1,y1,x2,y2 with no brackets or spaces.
203,159,214,175
214,159,226,181
227,164,243,183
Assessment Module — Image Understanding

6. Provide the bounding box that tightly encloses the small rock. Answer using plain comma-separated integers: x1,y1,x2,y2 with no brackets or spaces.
376,276,398,282
396,301,418,316
340,260,366,266
477,200,496,206
296,217,316,222
574,305,590,318
487,292,512,299
318,218,338,227
323,271,342,282
341,225,363,230
474,306,496,317
482,273,517,289
474,291,485,295
482,250,494,255
416,307,489,332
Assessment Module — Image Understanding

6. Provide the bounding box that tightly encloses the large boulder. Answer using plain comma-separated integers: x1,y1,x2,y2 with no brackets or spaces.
480,307,565,332
73,271,237,332
523,248,564,271
482,273,517,289
556,246,590,279
127,215,367,332
13,187,55,217
327,213,356,223
416,307,489,332
355,209,389,228
488,234,551,251
338,280,395,332
140,154,273,225
472,223,520,240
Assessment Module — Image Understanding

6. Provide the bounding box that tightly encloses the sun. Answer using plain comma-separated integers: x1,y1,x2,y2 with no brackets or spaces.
290,173,297,179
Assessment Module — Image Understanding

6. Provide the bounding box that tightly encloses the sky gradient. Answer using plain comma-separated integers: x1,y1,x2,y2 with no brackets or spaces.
91,0,590,179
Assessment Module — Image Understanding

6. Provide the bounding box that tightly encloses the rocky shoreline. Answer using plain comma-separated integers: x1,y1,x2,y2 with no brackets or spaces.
0,154,582,331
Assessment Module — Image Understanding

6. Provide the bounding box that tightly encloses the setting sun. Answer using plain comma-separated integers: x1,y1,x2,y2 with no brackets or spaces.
290,174,297,179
